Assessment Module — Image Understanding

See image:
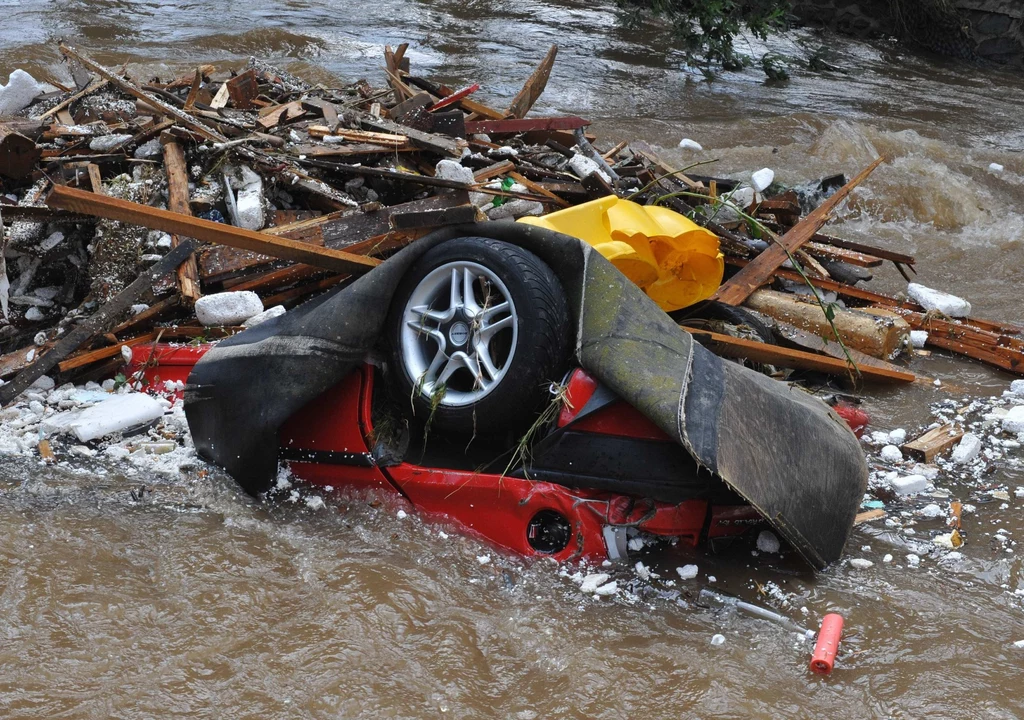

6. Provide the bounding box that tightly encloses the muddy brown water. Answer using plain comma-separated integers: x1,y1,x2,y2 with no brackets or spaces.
3,1,1024,717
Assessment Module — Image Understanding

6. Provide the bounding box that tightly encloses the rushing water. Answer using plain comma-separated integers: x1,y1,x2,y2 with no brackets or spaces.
3,1,1024,717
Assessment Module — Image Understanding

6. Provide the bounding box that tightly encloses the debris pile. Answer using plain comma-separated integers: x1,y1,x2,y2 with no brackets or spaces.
1,40,1022,455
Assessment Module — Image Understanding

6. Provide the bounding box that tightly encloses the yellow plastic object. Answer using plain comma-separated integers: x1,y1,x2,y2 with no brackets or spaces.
519,196,724,311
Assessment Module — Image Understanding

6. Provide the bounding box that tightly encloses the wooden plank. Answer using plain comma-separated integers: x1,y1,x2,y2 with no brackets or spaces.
771,320,915,377
0,241,196,407
804,241,883,268
712,156,885,305
307,126,408,145
46,184,380,275
473,160,515,182
86,163,103,194
291,142,416,158
354,110,466,157
682,327,915,384
36,78,108,121
429,83,480,113
465,116,589,135
901,423,963,463
854,509,887,526
507,45,558,119
389,204,479,230
0,125,41,179
226,69,259,109
58,44,228,143
58,331,156,372
162,141,202,304
508,171,570,208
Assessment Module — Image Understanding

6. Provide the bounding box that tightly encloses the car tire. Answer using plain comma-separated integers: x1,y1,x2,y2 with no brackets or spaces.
386,237,571,435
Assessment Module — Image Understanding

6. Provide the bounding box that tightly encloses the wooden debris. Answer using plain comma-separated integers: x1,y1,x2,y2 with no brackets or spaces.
465,116,589,136
901,422,964,463
225,69,259,109
0,124,41,179
162,141,202,305
506,45,558,119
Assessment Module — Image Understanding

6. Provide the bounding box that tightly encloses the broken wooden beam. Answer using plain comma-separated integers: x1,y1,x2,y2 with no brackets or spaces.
712,156,886,306
162,140,203,305
46,184,381,275
225,68,259,109
683,327,916,384
465,116,589,136
0,124,41,179
901,422,964,462
352,110,466,157
506,45,557,119
0,241,196,407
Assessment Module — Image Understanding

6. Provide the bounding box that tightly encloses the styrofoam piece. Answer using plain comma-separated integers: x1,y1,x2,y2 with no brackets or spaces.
434,159,475,185
1009,379,1024,397
678,138,703,151
0,69,43,115
134,138,163,159
710,634,726,646
751,168,775,193
907,283,972,318
676,564,698,580
879,445,903,463
950,433,982,464
234,166,265,231
910,330,928,348
89,134,133,152
580,573,610,593
243,304,286,328
989,162,1004,174
918,503,943,518
1003,406,1024,434
567,154,610,183
887,428,907,445
890,474,929,496
68,393,164,442
194,291,263,327
486,199,543,220
756,530,780,554
594,581,618,596
849,558,873,569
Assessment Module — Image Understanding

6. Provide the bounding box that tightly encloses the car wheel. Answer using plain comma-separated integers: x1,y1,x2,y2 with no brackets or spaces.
387,237,571,435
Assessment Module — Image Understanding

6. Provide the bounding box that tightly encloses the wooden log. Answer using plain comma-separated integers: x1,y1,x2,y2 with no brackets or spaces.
58,331,157,372
46,184,381,275
803,241,883,268
465,116,589,136
506,45,557,119
901,423,964,462
0,241,196,407
0,124,41,179
712,156,886,306
682,327,915,384
162,141,202,305
744,289,910,360
771,320,915,378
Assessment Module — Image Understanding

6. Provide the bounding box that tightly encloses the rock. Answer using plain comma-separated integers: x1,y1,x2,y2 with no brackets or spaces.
880,445,904,463
194,291,263,327
31,375,54,391
88,134,133,153
676,564,698,580
910,330,928,348
434,159,475,185
989,162,1004,174
0,69,43,115
710,634,726,646
756,530,781,554
580,572,610,593
907,283,972,318
849,558,874,569
594,581,618,596
24,307,45,322
891,474,929,496
567,154,610,183
751,168,775,193
1010,379,1024,397
1002,406,1024,434
951,433,982,464
678,138,703,151
242,304,286,328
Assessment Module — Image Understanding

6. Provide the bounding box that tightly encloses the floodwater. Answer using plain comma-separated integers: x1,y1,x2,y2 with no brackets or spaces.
3,1,1024,717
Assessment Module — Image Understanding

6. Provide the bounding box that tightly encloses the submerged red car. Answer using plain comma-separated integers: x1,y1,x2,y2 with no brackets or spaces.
176,226,869,569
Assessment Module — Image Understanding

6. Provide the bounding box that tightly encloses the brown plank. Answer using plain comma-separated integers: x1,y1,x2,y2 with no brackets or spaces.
508,171,570,208
0,125,41,179
226,69,259,109
712,156,886,306
465,116,589,135
389,204,479,230
803,241,883,268
473,160,515,182
46,184,380,275
86,163,103,194
162,141,202,304
901,423,964,463
354,110,467,157
58,332,157,372
682,327,915,384
506,45,558,119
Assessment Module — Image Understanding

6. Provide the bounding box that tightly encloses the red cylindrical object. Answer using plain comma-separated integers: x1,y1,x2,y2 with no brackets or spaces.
809,613,844,675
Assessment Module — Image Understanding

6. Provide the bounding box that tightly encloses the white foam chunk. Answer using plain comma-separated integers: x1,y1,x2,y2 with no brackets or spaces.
910,330,928,348
989,162,1004,174
234,166,265,231
1009,379,1024,397
243,304,286,328
887,428,907,445
580,572,610,593
434,159,475,185
1003,406,1024,434
594,581,618,596
568,154,610,183
89,134,133,152
676,564,698,580
70,393,165,442
194,291,264,327
919,503,943,518
756,530,780,554
751,168,775,193
849,558,874,569
0,69,43,115
890,474,929,496
950,433,982,464
678,138,703,151
879,445,903,463
486,199,543,220
710,634,726,646
907,283,972,318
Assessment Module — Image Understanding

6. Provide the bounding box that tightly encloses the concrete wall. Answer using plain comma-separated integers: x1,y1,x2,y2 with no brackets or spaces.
790,0,1024,65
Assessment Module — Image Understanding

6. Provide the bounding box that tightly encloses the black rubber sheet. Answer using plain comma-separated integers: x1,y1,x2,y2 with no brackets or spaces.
185,222,868,569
